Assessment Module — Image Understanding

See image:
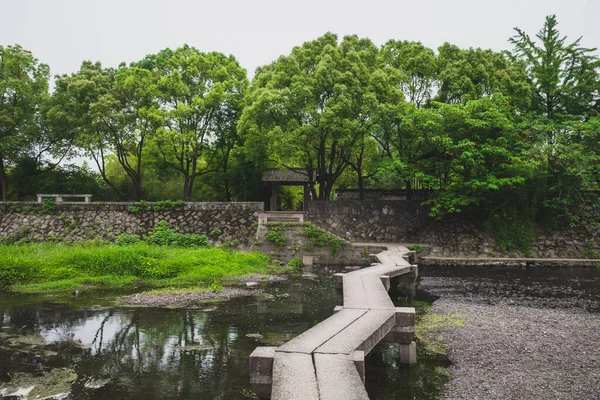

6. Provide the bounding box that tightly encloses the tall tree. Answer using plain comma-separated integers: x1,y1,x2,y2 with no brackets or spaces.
50,61,159,200
50,62,126,198
510,15,600,198
0,45,49,202
436,43,530,108
240,33,401,200
379,40,437,108
510,15,600,122
144,46,247,201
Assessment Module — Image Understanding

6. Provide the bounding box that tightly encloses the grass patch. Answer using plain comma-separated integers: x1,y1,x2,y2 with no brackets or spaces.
0,243,271,293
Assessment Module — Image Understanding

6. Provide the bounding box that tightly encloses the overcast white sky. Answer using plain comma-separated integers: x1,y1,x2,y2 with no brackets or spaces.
2,0,599,79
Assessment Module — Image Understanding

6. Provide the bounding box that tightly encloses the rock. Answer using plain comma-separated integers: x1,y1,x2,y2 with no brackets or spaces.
246,282,260,289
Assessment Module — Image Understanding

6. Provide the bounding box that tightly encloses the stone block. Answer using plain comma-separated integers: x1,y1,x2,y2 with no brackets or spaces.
278,309,366,354
333,273,345,289
382,326,415,344
379,275,390,291
352,350,365,384
315,309,395,355
399,341,417,366
249,346,276,398
394,307,415,327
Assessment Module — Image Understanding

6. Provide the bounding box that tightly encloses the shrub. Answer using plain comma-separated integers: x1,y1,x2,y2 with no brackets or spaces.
300,223,344,256
127,205,141,214
146,220,208,247
409,244,424,253
208,227,223,240
209,279,223,293
266,230,288,246
284,258,304,274
115,234,141,246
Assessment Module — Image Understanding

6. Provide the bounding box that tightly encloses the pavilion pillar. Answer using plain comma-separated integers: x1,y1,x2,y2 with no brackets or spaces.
303,184,310,211
270,184,278,211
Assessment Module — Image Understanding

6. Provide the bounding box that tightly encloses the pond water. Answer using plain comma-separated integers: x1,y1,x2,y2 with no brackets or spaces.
0,275,446,400
1,266,598,399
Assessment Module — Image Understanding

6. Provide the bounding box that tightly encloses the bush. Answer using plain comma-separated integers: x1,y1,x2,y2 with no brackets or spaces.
146,220,208,247
41,198,56,214
115,234,141,246
208,227,223,240
300,223,344,256
284,258,304,274
409,244,424,253
265,223,288,246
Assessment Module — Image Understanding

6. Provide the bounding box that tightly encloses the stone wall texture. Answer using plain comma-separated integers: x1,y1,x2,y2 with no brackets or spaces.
307,200,600,259
0,202,263,244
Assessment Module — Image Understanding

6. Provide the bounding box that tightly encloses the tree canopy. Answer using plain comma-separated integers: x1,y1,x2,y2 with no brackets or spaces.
1,15,599,235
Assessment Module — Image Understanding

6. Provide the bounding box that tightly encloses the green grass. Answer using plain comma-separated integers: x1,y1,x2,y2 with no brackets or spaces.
0,243,271,293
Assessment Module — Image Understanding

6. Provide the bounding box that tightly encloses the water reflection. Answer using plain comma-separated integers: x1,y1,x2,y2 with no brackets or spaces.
0,279,337,399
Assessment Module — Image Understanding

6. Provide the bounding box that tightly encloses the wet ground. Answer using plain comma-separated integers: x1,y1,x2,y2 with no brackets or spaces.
419,265,600,400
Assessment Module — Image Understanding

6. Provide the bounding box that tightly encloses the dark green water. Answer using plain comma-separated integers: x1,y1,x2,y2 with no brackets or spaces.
0,276,447,400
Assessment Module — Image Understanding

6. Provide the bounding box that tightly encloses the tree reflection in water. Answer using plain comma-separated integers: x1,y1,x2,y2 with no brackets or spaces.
0,278,338,399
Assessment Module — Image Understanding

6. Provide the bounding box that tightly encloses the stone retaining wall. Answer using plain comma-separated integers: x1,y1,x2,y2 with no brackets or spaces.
0,202,263,244
307,200,600,259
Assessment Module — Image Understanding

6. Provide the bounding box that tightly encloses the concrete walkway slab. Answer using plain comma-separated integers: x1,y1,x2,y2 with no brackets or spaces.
343,275,370,309
361,276,395,309
251,243,417,399
315,354,369,400
315,309,396,355
278,309,367,354
272,352,319,400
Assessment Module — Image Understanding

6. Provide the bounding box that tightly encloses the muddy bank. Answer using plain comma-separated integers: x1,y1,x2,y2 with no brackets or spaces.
419,266,600,400
118,275,290,307
119,287,263,307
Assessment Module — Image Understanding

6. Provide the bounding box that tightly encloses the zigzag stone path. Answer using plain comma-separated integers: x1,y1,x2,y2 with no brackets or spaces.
249,244,418,399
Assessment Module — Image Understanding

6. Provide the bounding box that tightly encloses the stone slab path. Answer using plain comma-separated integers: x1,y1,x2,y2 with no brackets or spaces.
250,244,417,399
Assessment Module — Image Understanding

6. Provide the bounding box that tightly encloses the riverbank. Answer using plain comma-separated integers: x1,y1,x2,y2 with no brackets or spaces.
0,243,275,293
419,266,600,399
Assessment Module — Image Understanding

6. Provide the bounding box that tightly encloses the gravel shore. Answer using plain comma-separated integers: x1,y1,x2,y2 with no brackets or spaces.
419,269,600,400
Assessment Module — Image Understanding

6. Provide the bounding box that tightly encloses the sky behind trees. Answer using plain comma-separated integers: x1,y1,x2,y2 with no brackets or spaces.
2,0,599,78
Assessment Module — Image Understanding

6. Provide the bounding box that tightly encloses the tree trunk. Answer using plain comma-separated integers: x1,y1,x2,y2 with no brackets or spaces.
132,178,143,201
183,175,192,202
222,153,231,202
357,173,365,200
0,155,6,207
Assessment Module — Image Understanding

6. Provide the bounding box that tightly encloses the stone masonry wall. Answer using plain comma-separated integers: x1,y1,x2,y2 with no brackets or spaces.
307,200,600,259
0,202,263,244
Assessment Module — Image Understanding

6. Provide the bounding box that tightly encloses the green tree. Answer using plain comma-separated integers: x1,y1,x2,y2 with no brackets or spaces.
142,46,247,201
50,62,127,198
379,40,437,108
0,45,49,202
240,33,401,200
50,61,159,200
436,43,530,108
510,15,600,121
510,15,600,214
